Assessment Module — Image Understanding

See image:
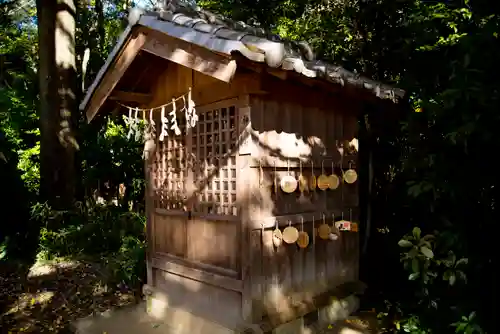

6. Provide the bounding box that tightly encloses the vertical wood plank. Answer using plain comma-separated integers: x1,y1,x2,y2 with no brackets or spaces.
336,111,345,214
186,69,194,210
325,216,337,280
293,103,303,138
327,110,339,211
250,230,263,322
145,154,154,286
308,216,317,289
292,242,303,291
315,215,328,287
278,238,292,293
327,105,340,280
262,228,275,313
238,94,254,322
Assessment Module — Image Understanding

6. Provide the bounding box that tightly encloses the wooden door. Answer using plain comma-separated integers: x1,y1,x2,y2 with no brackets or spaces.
150,98,241,279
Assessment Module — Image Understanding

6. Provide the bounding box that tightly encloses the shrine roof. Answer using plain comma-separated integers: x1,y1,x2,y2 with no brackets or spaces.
80,3,405,118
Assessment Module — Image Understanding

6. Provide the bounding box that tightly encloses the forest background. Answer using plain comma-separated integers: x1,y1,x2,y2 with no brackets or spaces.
0,0,497,333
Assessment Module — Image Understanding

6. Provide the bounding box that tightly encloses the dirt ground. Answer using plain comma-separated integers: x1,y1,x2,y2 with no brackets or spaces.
1,260,378,334
0,260,139,333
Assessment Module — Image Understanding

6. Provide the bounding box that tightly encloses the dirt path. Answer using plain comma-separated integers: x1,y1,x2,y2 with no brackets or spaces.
1,260,379,333
0,260,138,333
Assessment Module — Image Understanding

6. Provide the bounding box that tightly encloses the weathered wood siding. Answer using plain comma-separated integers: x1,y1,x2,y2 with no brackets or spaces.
240,94,360,323
152,212,240,273
248,95,359,216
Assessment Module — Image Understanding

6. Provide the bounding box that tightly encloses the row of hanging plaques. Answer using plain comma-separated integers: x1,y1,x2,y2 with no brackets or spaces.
263,161,358,194
268,212,358,249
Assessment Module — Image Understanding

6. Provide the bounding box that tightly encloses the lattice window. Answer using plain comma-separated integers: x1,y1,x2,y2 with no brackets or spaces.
155,116,188,210
192,103,238,216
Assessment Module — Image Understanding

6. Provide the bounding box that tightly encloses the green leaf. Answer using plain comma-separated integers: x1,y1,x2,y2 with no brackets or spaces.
412,258,419,272
418,239,432,248
423,273,429,284
449,273,456,286
422,234,435,241
412,227,421,240
408,247,419,258
420,246,434,259
398,239,413,247
443,252,456,267
456,270,467,283
456,258,468,266
409,272,420,280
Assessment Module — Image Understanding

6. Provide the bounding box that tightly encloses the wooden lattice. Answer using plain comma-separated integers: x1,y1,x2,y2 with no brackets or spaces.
152,101,238,216
192,103,238,215
154,116,187,210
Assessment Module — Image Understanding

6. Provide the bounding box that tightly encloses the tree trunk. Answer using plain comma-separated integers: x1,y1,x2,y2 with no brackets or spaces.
37,0,78,209
96,0,106,55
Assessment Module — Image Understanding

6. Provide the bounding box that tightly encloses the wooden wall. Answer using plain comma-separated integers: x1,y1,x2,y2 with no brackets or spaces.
248,95,359,217
238,92,361,324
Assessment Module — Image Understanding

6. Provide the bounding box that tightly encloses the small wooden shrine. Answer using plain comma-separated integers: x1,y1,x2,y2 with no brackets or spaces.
80,4,404,333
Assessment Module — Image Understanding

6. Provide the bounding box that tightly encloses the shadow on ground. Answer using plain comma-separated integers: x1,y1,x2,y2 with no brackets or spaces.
0,260,139,333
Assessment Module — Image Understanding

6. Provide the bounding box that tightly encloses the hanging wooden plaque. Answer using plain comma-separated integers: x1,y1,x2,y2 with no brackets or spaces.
283,226,299,244
309,174,317,190
298,174,308,192
273,228,283,247
318,223,331,240
335,220,351,231
280,175,298,193
327,174,340,190
351,222,359,232
317,174,330,191
297,231,310,248
329,218,340,240
343,169,358,184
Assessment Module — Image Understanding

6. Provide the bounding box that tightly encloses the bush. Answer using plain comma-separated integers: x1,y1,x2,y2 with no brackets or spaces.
106,236,146,289
32,201,146,288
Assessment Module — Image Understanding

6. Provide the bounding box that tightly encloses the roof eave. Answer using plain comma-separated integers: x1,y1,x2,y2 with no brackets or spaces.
80,7,406,120
79,8,147,114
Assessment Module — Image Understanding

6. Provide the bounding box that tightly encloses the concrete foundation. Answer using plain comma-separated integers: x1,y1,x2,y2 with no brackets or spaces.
73,291,362,334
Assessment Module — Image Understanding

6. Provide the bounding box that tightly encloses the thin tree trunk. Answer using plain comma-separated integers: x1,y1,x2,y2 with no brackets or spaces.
37,0,78,209
95,0,106,55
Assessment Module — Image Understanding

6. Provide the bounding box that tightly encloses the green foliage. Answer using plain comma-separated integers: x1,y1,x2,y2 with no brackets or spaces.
33,201,145,257
33,201,146,287
80,116,146,209
106,235,146,288
451,312,484,334
17,140,40,195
